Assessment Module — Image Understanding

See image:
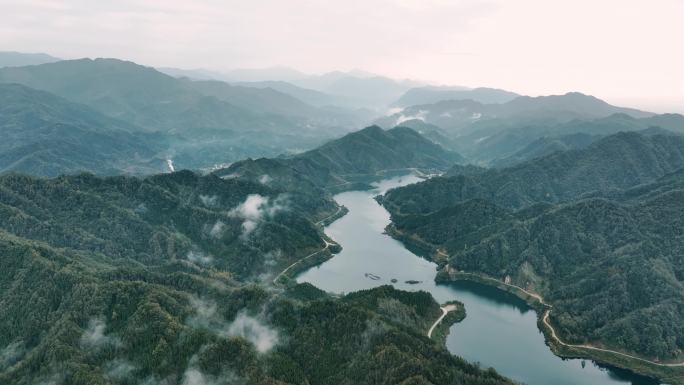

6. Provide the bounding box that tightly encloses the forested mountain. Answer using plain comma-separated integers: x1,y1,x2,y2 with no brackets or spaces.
387,170,684,361
454,113,684,165
293,125,464,175
379,119,461,151
392,86,519,107
228,80,348,108
378,93,653,132
0,170,513,385
382,131,684,213
217,126,464,192
376,94,676,165
0,83,167,176
0,58,310,133
156,66,229,81
176,78,323,119
0,51,60,68
0,58,368,170
194,66,424,109
301,75,422,110
221,66,310,82
0,171,333,279
378,129,684,366
177,78,366,127
489,133,598,168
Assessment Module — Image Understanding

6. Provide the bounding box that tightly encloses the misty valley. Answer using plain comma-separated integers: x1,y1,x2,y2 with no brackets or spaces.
2,10,684,384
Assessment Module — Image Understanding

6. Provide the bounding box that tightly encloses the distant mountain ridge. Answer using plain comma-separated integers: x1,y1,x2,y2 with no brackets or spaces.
0,58,301,133
0,83,167,176
0,51,60,68
375,94,682,166
217,125,464,192
392,86,520,107
0,58,368,170
378,92,654,132
162,65,426,109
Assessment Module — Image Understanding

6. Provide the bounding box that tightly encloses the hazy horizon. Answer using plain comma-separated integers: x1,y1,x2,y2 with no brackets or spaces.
1,0,682,113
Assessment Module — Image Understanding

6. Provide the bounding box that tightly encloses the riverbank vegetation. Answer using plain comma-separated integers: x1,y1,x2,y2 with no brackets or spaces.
382,131,684,383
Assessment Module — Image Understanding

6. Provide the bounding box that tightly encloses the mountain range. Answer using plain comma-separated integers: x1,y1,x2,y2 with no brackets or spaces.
0,58,375,171
217,125,464,193
382,131,684,213
0,83,167,176
376,93,684,166
3,50,684,384
0,51,60,68
379,130,684,373
391,86,520,107
378,92,654,133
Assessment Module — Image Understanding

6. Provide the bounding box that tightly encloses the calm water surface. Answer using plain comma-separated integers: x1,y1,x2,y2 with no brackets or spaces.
296,174,659,385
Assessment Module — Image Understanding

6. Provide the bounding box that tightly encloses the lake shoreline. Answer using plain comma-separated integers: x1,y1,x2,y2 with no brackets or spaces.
297,174,669,385
381,198,679,384
432,272,675,384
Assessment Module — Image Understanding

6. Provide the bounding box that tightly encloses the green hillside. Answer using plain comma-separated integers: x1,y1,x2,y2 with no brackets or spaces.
218,126,464,192
0,83,167,176
382,131,684,213
0,170,512,385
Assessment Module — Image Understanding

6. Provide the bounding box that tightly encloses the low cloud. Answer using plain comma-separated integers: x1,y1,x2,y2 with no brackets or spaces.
187,298,279,354
229,194,287,237
226,312,279,353
80,318,120,350
134,203,148,214
181,354,243,385
138,375,171,385
186,251,213,266
256,249,283,282
208,220,225,239
395,109,428,125
385,107,403,116
182,368,216,385
0,341,25,369
104,359,135,381
35,372,65,385
258,174,272,185
199,195,219,207
187,297,221,330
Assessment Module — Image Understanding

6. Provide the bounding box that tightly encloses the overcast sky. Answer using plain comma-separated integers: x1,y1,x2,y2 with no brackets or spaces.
1,0,682,112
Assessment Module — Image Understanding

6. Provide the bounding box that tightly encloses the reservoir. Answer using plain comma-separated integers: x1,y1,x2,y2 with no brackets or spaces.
296,174,659,385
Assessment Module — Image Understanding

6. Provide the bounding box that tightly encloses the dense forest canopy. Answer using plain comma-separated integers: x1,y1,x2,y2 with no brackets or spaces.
382,131,684,362
0,170,512,385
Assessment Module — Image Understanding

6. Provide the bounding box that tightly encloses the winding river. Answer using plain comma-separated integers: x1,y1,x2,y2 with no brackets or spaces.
296,174,659,385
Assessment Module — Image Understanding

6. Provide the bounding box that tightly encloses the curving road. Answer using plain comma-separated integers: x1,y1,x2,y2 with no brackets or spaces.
315,206,344,226
542,310,684,367
272,240,336,285
456,271,684,367
427,304,458,338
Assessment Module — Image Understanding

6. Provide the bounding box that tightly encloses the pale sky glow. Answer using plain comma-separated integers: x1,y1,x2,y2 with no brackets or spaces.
1,0,682,112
